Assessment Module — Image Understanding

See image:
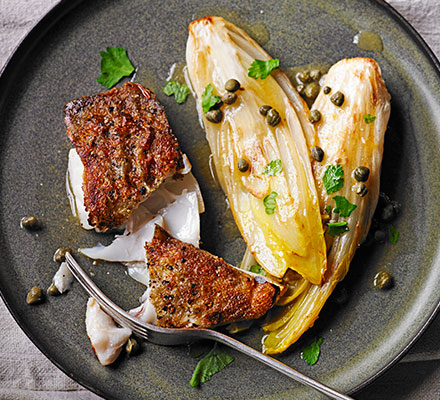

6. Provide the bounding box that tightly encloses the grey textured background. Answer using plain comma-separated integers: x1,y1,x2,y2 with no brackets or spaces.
0,0,439,399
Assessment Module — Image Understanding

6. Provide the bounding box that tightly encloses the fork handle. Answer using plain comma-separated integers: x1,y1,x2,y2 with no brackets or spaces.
200,329,353,400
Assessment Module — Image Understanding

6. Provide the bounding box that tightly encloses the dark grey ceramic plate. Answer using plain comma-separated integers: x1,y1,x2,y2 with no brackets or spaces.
1,0,440,399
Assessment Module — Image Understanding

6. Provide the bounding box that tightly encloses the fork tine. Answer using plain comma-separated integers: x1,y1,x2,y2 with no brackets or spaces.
65,252,151,339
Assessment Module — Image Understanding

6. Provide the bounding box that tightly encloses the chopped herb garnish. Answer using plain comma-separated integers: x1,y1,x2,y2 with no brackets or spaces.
323,164,344,194
263,159,283,176
389,225,399,244
327,221,349,236
324,205,332,214
301,338,323,366
201,84,221,113
364,114,376,124
97,46,135,89
333,196,357,218
248,59,280,80
163,81,190,104
263,192,278,215
249,264,266,276
189,343,234,387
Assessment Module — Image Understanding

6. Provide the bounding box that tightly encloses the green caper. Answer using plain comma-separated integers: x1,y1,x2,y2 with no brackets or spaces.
330,91,345,106
53,247,72,263
126,337,140,356
304,82,320,100
354,183,368,197
296,71,311,84
205,109,223,123
380,203,396,222
323,86,331,94
353,166,370,182
237,158,249,172
27,286,44,305
310,69,321,81
373,271,393,290
222,92,237,105
266,108,281,127
259,105,272,116
296,84,305,95
224,79,240,92
308,109,321,124
20,216,39,230
47,283,60,296
311,146,324,162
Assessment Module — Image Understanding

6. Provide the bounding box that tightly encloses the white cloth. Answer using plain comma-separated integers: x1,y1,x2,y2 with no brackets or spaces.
0,0,439,399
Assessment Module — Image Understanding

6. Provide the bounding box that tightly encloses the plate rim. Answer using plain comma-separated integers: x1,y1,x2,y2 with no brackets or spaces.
0,0,439,398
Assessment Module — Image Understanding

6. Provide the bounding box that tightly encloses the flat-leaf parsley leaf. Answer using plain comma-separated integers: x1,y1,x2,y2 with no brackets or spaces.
189,343,234,387
249,264,266,276
97,46,135,89
323,164,344,194
163,81,190,104
263,159,283,176
333,196,357,217
263,192,278,215
201,84,221,113
364,114,376,124
327,221,349,236
248,59,280,80
389,225,399,244
301,338,323,366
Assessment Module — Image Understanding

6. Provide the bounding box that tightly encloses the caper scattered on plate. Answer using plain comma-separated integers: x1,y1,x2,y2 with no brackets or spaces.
374,271,393,290
20,216,39,230
330,91,345,106
308,109,321,124
304,82,320,100
27,286,44,305
224,78,240,92
266,108,281,127
353,166,370,182
296,71,311,84
309,69,321,81
205,109,223,123
47,283,60,296
374,230,386,243
126,337,140,356
311,146,324,162
237,158,250,172
354,182,368,197
323,86,331,94
259,105,272,116
53,247,72,263
222,92,237,105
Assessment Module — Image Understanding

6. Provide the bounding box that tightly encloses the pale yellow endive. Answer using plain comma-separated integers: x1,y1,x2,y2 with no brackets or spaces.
186,16,327,285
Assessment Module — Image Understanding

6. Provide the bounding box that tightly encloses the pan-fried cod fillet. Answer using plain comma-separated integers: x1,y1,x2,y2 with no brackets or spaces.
64,82,183,231
147,225,279,328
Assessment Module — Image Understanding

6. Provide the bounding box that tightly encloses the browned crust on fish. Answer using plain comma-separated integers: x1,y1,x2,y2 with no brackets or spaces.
146,225,278,328
64,82,183,231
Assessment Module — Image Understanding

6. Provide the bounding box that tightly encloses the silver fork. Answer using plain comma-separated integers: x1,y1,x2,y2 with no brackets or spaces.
65,252,353,400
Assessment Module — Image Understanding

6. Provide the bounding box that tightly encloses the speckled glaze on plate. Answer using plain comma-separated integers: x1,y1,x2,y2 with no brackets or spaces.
1,0,440,399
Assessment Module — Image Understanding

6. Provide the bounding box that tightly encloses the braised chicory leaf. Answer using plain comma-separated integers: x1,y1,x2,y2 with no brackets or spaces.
97,46,135,89
189,344,234,387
